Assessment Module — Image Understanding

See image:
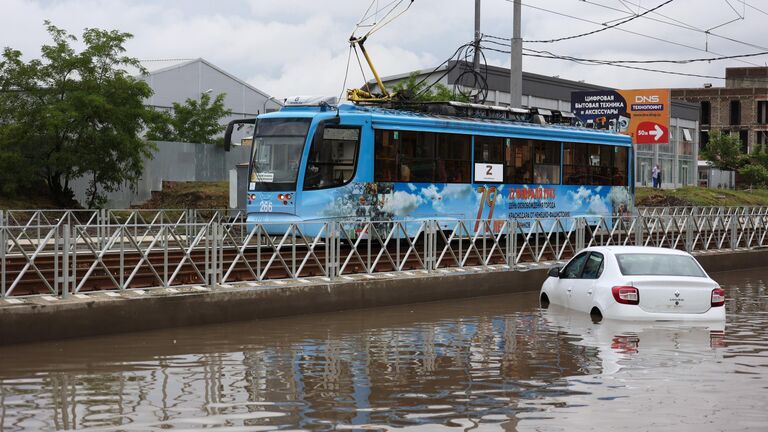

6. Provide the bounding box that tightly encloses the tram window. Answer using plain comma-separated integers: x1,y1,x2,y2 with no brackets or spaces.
506,139,533,184
304,126,360,190
533,141,561,184
474,136,504,163
399,131,435,182
437,134,471,183
375,129,397,181
592,144,613,185
613,146,629,185
563,142,590,185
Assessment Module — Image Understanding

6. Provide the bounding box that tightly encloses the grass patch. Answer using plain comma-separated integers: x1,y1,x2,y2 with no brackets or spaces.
135,181,229,209
637,187,768,207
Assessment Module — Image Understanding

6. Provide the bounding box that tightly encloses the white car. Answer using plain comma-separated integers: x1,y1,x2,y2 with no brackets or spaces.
540,246,726,321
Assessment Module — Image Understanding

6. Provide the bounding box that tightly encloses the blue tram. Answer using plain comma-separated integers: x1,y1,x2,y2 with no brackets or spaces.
231,98,634,233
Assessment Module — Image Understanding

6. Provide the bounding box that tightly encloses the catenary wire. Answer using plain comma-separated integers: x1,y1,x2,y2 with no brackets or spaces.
498,0,763,67
583,0,768,51
524,0,674,43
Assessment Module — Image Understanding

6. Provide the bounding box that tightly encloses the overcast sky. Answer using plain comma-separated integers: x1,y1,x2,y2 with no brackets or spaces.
2,0,767,99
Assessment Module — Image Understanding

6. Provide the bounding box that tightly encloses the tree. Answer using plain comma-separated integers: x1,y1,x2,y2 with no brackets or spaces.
391,73,470,102
739,164,768,188
0,21,157,207
146,92,232,145
700,131,746,172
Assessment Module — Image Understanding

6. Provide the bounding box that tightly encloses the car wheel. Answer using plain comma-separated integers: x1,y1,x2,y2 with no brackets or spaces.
590,307,603,323
540,292,550,309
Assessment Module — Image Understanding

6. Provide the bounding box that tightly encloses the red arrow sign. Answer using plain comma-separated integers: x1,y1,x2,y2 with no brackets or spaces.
635,121,668,144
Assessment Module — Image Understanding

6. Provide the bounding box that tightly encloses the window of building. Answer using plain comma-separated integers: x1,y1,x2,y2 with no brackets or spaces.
680,128,694,156
730,100,741,126
739,130,749,153
758,131,768,146
700,101,711,125
699,131,709,151
304,126,360,190
758,101,768,125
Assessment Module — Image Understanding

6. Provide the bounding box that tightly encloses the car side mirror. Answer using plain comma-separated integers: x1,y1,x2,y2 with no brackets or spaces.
548,267,561,278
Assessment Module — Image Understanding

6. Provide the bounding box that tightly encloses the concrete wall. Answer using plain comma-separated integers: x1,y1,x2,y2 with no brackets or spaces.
70,141,251,208
2,248,766,345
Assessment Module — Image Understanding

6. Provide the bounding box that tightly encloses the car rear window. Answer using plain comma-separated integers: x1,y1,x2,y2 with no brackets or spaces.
615,253,706,277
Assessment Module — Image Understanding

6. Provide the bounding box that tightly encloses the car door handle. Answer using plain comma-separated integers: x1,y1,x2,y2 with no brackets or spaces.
587,289,593,295
566,287,572,293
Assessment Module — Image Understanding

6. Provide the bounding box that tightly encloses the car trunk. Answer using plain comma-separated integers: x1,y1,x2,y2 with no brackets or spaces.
627,277,718,314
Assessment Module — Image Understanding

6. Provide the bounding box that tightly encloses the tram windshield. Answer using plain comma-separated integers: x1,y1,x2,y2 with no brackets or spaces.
249,118,311,191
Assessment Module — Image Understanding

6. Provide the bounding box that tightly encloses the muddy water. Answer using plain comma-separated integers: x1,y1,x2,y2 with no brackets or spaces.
0,268,767,431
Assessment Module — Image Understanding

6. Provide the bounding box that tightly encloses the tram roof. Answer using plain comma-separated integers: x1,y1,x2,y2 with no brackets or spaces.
264,103,633,146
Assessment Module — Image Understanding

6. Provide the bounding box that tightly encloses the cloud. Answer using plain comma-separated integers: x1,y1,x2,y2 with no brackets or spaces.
570,186,592,209
1,0,765,98
407,183,417,191
588,195,610,215
421,184,444,211
442,184,474,200
382,191,422,216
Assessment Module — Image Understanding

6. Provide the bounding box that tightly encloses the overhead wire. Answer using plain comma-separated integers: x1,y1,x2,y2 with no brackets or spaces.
501,0,764,67
584,0,768,51
737,0,768,17
524,0,675,44
480,42,768,83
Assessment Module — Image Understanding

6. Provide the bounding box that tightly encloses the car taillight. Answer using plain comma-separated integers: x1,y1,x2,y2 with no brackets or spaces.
711,288,725,307
612,286,639,305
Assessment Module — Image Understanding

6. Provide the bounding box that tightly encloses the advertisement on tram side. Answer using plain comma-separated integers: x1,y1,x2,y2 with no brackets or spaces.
305,182,633,229
571,89,670,145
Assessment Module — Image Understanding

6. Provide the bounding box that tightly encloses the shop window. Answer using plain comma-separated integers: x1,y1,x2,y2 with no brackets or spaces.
304,126,360,190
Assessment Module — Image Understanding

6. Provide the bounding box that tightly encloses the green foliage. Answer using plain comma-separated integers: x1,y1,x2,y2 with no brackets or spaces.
391,73,469,102
0,21,157,208
146,92,232,145
700,131,746,172
739,164,768,187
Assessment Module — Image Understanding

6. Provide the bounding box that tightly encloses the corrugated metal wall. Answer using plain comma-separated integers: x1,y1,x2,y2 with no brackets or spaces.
70,141,251,208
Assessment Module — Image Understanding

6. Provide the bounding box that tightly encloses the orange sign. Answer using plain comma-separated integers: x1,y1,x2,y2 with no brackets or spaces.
571,89,671,144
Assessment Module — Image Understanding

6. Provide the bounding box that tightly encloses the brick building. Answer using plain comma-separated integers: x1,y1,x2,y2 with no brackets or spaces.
672,67,768,154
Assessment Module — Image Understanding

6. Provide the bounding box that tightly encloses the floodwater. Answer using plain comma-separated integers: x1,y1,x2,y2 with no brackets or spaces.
1,269,767,431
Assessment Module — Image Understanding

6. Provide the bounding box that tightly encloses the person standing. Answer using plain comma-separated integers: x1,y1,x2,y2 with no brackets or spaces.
657,167,663,189
652,164,659,188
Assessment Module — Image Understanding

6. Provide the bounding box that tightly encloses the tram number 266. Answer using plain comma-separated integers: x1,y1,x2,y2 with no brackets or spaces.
259,201,273,212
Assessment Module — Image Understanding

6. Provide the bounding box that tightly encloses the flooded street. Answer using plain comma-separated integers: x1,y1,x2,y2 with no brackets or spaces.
1,268,767,431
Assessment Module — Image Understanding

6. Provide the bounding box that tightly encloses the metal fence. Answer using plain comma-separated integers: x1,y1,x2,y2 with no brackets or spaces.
2,208,768,299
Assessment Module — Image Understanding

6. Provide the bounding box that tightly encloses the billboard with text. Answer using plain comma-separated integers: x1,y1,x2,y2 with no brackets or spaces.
571,89,670,145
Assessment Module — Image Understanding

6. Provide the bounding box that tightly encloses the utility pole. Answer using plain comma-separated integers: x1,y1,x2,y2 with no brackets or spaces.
510,0,522,108
473,0,481,73
473,0,481,102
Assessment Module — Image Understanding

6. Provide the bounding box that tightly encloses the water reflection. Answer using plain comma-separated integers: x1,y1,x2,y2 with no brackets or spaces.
0,267,767,431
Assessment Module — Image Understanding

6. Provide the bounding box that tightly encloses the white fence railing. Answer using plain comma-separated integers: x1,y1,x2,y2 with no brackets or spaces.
3,209,768,299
